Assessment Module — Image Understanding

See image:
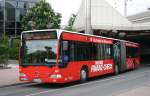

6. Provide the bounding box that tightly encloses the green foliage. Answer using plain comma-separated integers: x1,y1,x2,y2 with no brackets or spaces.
8,39,20,60
65,14,76,31
0,37,9,64
22,0,62,31
0,37,19,64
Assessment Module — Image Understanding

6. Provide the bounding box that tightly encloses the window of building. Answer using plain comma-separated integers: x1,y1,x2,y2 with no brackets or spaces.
24,2,28,9
16,28,22,35
6,28,15,36
0,7,3,20
6,1,17,8
15,9,20,22
6,7,15,21
17,22,21,28
6,21,15,28
0,21,3,28
29,3,35,8
17,2,24,8
0,1,3,7
0,28,3,36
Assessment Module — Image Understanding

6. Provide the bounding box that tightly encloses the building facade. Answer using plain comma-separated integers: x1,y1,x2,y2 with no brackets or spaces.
0,0,38,37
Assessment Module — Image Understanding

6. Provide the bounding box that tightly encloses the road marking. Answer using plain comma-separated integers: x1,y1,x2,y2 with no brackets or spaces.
24,76,122,96
25,69,150,96
25,89,60,96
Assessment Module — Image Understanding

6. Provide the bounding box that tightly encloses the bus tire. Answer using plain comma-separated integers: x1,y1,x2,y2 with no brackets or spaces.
115,65,119,75
80,68,88,83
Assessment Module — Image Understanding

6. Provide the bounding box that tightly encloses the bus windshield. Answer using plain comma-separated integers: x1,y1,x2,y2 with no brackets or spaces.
21,31,58,66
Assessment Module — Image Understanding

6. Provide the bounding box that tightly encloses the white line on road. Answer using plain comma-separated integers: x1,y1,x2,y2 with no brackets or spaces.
25,89,60,96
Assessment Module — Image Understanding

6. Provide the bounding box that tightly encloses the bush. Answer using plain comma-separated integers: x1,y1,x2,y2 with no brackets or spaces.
0,37,9,66
8,39,20,60
0,37,19,65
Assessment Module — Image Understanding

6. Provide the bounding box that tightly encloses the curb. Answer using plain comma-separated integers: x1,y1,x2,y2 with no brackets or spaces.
0,82,29,88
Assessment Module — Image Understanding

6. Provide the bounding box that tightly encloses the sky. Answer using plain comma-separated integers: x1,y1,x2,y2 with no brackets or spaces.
47,0,150,25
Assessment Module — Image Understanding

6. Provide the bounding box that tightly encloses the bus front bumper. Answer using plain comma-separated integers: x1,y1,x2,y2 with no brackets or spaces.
20,75,68,84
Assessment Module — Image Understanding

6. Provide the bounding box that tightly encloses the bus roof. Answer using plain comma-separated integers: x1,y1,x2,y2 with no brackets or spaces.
22,29,58,33
22,29,139,46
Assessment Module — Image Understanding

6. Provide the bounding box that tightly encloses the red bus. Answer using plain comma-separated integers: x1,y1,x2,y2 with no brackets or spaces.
19,29,140,83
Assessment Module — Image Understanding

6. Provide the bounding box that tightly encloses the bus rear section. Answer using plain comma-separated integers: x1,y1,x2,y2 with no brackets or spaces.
125,42,140,70
113,41,140,74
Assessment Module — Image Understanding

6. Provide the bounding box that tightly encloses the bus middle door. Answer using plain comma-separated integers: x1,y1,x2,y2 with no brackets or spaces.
113,41,126,73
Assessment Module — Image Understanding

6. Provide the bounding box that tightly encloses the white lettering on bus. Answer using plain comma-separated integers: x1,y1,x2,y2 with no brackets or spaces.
90,37,112,44
91,61,112,72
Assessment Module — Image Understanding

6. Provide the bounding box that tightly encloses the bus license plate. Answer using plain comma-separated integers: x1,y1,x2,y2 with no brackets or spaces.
33,79,42,83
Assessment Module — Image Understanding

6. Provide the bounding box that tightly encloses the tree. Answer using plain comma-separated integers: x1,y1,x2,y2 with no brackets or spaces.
22,0,62,31
65,14,76,31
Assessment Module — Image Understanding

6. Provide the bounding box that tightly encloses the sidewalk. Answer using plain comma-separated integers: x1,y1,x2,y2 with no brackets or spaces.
0,64,27,87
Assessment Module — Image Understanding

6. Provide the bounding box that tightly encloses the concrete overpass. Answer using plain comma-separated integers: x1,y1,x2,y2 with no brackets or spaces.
127,11,150,63
73,0,150,63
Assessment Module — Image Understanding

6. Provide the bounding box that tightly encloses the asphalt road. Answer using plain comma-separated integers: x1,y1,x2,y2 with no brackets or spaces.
0,65,150,96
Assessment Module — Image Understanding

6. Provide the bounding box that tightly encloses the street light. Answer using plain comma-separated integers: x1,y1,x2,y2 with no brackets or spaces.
3,0,6,37
113,0,132,16
124,0,132,16
124,0,127,16
85,0,93,34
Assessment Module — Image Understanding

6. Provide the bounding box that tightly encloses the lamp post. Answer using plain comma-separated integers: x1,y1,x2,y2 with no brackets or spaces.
85,0,93,34
3,0,6,37
124,0,132,16
15,1,18,37
124,0,127,16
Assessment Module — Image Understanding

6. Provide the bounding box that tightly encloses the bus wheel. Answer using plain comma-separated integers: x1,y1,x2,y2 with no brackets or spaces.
80,68,88,83
115,65,119,75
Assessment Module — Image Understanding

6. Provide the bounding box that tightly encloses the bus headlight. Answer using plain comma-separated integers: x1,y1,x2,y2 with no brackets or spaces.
50,74,62,79
20,73,26,77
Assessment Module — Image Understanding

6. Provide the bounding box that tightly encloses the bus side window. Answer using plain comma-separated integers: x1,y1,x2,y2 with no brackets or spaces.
126,47,139,58
63,41,69,51
69,41,75,61
62,41,69,67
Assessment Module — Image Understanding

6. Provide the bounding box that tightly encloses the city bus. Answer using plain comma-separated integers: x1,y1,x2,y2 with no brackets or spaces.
19,29,140,83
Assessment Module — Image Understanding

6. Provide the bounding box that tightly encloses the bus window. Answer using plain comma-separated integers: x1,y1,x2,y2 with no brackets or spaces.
69,41,92,61
61,41,69,67
63,41,69,51
105,44,113,59
126,47,139,58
